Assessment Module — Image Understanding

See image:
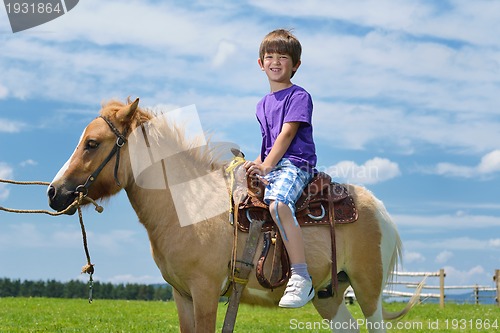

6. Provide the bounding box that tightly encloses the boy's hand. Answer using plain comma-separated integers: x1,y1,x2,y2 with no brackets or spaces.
244,161,272,177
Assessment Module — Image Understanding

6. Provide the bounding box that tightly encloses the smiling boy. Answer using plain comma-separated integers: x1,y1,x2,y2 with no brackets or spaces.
244,29,317,308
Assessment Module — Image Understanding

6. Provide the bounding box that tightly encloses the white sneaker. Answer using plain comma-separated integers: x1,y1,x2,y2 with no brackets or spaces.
279,275,314,308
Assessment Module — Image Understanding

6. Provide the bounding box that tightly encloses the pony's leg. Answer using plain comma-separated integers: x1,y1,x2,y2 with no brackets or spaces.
313,284,359,333
190,282,221,333
364,298,386,333
350,277,386,333
332,302,360,333
173,289,195,333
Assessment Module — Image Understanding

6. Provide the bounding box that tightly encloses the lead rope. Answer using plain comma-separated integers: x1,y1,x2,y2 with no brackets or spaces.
224,157,246,289
76,192,95,303
0,178,102,303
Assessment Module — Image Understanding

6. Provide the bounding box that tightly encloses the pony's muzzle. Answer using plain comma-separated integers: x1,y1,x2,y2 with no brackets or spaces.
47,184,77,215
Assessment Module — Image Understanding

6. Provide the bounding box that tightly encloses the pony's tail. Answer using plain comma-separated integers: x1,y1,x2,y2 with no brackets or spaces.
382,216,424,321
382,278,425,321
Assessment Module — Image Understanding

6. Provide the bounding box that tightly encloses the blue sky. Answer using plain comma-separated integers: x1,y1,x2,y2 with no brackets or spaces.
1,0,499,290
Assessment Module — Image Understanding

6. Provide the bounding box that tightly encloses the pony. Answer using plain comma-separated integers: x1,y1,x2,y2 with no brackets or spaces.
47,98,419,332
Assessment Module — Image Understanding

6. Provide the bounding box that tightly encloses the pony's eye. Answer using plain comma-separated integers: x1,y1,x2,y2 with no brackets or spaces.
85,140,99,150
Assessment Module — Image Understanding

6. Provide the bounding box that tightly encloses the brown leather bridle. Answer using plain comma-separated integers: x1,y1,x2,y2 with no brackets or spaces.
75,116,129,196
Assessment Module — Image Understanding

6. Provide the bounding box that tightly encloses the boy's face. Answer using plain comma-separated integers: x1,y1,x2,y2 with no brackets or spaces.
258,52,301,85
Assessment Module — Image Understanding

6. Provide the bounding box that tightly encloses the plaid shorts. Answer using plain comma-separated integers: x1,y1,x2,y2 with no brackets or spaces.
263,158,313,214
263,159,313,240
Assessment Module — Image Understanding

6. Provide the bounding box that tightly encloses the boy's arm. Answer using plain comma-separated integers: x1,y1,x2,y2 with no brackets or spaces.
259,121,300,173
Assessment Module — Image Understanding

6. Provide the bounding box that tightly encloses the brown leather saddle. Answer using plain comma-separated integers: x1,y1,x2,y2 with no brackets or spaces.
235,171,358,292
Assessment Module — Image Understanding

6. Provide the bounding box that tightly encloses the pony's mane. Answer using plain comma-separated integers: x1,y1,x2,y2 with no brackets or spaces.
99,99,222,170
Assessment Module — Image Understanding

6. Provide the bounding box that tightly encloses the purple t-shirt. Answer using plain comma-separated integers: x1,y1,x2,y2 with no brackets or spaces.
256,84,317,172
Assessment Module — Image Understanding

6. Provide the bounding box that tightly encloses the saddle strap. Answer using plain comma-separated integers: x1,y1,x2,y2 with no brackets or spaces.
223,219,264,333
270,231,289,286
328,187,339,294
256,231,290,290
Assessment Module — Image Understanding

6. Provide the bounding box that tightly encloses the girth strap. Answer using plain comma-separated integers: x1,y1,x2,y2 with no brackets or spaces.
223,220,264,333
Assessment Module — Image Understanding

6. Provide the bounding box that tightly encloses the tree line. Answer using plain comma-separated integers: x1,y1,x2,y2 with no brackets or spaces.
0,278,173,301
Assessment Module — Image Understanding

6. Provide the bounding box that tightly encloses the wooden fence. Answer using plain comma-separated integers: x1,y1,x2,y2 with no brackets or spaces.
383,269,500,308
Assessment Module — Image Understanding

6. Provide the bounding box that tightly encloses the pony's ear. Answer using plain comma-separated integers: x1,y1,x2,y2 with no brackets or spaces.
231,148,245,158
116,97,140,123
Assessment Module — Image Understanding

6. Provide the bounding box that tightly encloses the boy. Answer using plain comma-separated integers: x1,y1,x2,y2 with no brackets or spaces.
244,29,317,308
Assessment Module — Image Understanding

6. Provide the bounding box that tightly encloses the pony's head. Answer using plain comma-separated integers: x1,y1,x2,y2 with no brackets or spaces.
47,98,144,214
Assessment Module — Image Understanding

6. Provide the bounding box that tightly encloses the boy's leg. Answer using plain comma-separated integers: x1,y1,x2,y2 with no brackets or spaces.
263,159,314,307
269,200,306,264
269,200,314,308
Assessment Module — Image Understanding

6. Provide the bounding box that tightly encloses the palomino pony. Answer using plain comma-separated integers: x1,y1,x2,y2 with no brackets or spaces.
48,98,419,332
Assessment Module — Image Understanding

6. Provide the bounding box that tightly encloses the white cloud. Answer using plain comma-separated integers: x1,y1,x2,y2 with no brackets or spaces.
0,119,26,133
435,162,474,178
434,150,500,179
0,1,262,104
0,0,498,157
477,150,500,174
0,223,44,247
20,159,38,167
435,250,454,264
314,98,500,154
212,40,237,68
443,265,488,286
0,163,13,200
41,1,216,51
426,202,500,211
394,212,500,230
106,274,165,285
0,83,7,99
326,157,400,185
92,230,137,254
405,251,426,264
0,223,137,253
405,237,500,251
0,163,12,178
250,0,500,47
489,239,500,248
69,273,165,285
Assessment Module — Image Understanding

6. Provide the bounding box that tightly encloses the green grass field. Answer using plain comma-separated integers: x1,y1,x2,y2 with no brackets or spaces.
0,297,498,332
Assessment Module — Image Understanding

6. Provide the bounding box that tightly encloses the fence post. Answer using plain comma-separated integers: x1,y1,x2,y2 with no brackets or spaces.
495,269,500,307
474,285,479,305
439,268,445,308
